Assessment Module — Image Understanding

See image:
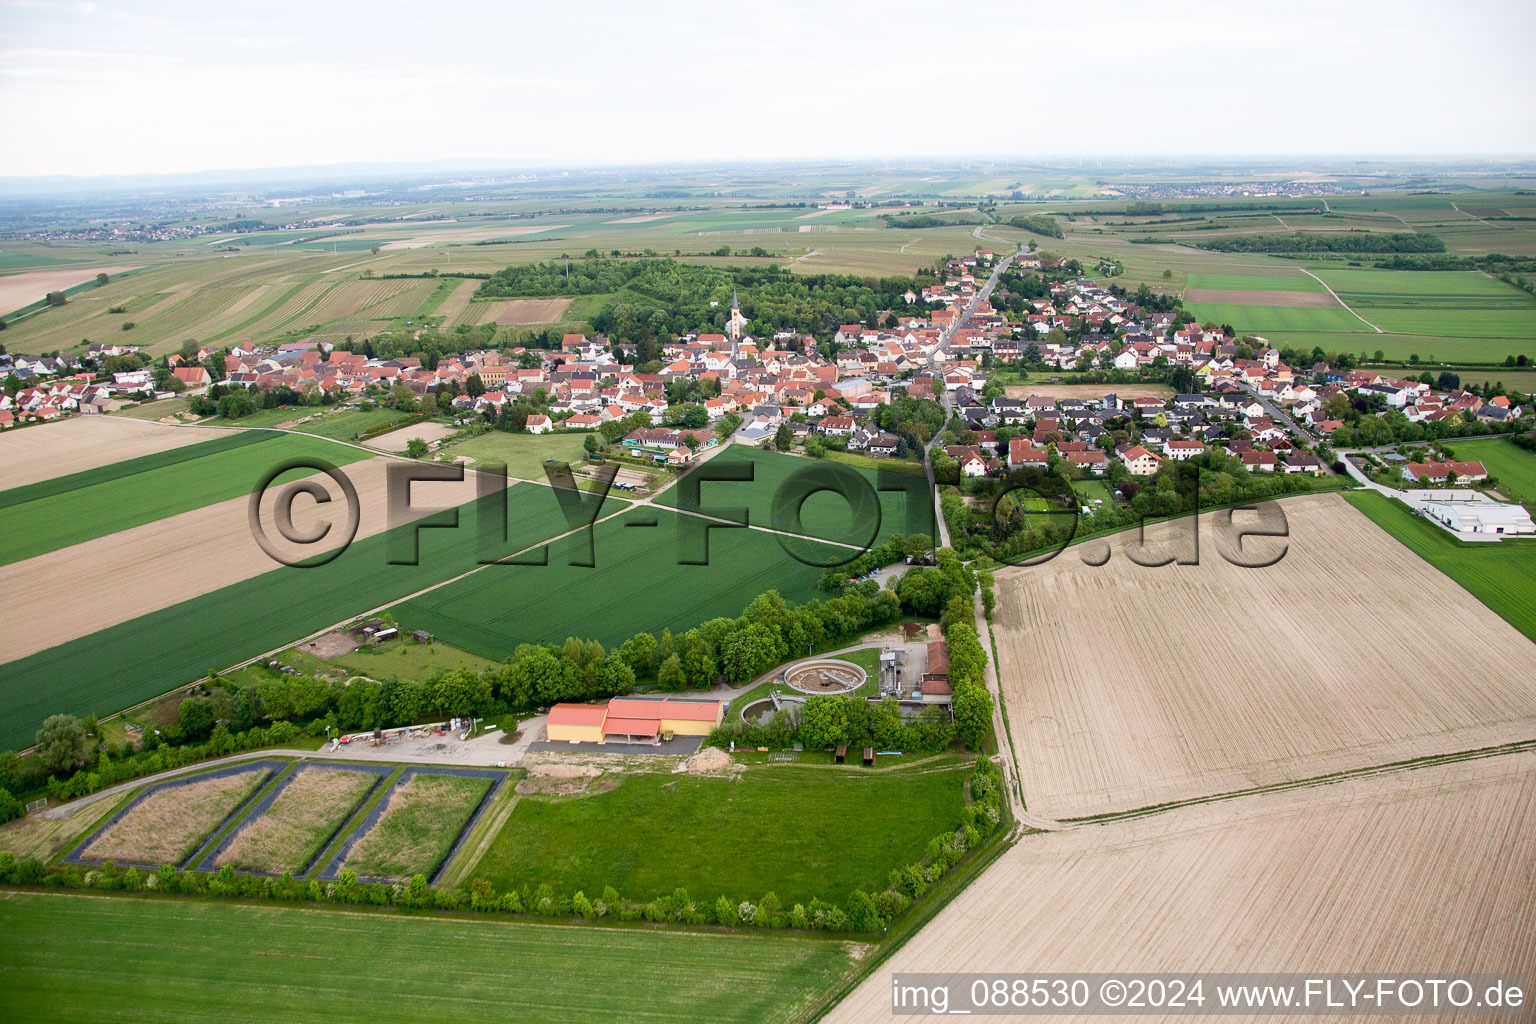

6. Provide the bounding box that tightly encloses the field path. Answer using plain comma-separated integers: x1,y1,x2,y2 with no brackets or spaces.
1297,266,1383,332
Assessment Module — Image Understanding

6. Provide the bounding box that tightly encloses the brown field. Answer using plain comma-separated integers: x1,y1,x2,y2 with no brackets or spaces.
363,421,458,452
1184,287,1340,307
462,296,574,325
80,766,272,867
0,264,140,315
214,766,377,874
993,493,1536,820
434,278,479,327
828,751,1536,1021
379,223,571,250
0,417,220,490
1002,382,1174,401
604,213,675,224
0,458,500,662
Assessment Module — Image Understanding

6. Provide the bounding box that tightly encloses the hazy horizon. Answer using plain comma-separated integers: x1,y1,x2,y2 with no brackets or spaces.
4,0,1534,179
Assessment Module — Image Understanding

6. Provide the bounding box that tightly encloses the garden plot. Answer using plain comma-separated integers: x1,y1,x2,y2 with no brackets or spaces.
71,762,277,868
204,763,391,875
329,768,503,882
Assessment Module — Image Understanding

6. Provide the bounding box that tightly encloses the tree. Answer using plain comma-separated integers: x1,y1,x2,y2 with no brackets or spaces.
95,272,110,286
45,291,67,307
714,413,742,439
390,383,419,411
774,422,793,452
619,632,657,673
656,653,685,691
406,437,429,459
35,715,92,776
582,434,601,456
951,683,993,751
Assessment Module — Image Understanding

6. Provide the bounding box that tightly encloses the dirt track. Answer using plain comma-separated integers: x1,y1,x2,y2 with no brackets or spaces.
992,492,1536,819
0,416,221,489
827,751,1536,1021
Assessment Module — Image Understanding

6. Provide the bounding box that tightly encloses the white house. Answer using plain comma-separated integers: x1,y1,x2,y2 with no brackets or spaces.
526,414,552,434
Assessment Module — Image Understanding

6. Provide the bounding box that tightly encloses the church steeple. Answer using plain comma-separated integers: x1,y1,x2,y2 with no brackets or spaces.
727,285,746,349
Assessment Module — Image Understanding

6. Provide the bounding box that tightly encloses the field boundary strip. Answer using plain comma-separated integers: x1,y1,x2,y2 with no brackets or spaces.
189,761,394,876
0,428,279,510
317,765,509,884
1060,738,1536,826
60,759,288,871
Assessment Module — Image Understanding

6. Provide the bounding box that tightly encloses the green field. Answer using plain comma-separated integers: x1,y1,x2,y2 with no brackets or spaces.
292,407,421,441
656,446,937,549
440,429,593,481
396,505,838,658
1308,268,1536,341
1343,491,1536,642
1440,439,1536,509
0,893,853,1024
1177,301,1370,335
1261,329,1533,364
468,760,971,906
0,430,371,565
1183,272,1324,292
0,485,614,750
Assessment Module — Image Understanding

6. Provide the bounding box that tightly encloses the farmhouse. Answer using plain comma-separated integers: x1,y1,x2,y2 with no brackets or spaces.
545,696,726,745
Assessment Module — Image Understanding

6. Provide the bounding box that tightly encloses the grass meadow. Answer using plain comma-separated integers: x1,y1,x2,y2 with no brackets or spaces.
439,429,592,481
79,766,273,868
467,760,971,907
0,485,604,750
215,766,381,875
1343,490,1536,642
0,430,370,565
342,773,492,881
0,892,855,1024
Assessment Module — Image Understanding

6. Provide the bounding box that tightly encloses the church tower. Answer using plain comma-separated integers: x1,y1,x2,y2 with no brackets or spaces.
726,285,749,355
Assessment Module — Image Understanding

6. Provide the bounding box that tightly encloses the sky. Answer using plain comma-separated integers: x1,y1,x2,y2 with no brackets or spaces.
3,0,1535,178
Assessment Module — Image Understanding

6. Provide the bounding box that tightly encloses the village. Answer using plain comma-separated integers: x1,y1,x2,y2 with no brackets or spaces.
4,250,1529,544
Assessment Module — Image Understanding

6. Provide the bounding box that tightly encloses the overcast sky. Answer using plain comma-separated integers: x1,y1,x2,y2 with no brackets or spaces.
3,0,1534,178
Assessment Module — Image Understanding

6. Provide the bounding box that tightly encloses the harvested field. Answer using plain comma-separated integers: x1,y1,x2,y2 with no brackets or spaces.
341,771,493,881
1002,382,1173,401
489,296,573,324
605,213,675,224
79,765,272,867
993,493,1536,819
0,416,216,490
363,421,457,452
827,751,1536,1021
1183,287,1340,307
380,224,571,249
0,264,139,314
0,459,494,664
214,765,380,874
